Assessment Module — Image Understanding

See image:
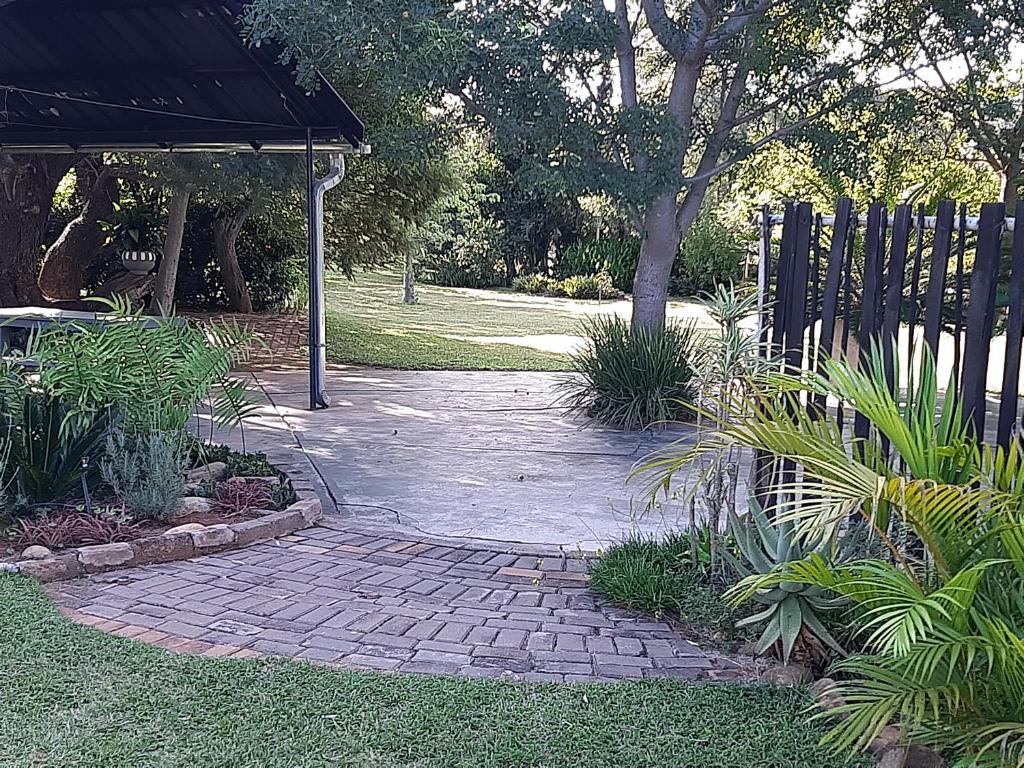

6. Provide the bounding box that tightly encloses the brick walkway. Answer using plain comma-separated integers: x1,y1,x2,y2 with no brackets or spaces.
49,520,747,683
184,311,307,370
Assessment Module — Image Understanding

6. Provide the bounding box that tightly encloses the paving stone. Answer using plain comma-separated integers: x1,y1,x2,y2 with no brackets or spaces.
465,626,499,645
359,632,419,650
494,629,527,648
593,653,652,668
533,660,593,675
303,635,359,654
411,649,472,665
434,623,472,643
585,636,616,654
594,664,645,679
555,633,585,653
340,654,403,671
613,637,644,656
526,631,555,652
378,616,417,636
415,639,474,655
405,619,444,640
533,650,591,664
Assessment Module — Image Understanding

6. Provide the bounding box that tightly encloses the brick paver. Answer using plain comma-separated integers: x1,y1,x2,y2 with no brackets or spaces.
48,521,750,683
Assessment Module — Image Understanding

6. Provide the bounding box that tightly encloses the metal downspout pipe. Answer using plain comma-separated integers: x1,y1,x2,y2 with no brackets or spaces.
306,131,346,409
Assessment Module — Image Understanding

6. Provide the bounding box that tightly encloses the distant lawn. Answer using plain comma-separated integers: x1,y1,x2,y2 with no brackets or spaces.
323,271,716,371
0,576,868,768
326,311,569,371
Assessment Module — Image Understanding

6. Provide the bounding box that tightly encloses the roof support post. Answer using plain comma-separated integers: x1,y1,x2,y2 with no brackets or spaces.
306,129,346,410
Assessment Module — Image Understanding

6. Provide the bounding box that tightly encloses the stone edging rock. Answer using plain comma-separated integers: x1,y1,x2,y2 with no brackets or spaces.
6,498,323,584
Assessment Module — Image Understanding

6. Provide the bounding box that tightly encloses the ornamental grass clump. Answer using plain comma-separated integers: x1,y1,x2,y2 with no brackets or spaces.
559,315,698,430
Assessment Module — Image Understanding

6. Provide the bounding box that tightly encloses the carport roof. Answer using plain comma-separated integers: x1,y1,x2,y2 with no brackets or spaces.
0,0,367,153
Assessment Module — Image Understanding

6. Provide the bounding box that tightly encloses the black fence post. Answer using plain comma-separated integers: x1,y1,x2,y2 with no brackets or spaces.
961,203,1006,438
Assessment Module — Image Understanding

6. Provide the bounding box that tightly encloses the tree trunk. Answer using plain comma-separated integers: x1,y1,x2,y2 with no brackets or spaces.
1003,161,1021,212
38,165,119,301
0,154,78,306
213,202,254,314
403,249,417,304
631,194,684,332
150,186,190,315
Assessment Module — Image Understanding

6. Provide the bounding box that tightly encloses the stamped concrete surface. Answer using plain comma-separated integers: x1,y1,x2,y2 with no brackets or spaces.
49,521,747,682
232,366,695,549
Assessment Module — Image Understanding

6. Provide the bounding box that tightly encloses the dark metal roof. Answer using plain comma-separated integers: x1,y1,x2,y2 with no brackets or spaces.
0,0,367,153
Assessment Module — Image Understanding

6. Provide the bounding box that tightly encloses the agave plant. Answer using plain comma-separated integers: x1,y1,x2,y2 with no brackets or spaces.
724,496,846,665
639,345,1024,767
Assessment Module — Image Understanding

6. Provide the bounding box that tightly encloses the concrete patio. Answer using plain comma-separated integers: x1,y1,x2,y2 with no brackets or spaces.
211,366,696,550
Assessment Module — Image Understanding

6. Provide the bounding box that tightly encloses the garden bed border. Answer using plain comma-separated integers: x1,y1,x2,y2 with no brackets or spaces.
8,497,323,583
6,447,327,584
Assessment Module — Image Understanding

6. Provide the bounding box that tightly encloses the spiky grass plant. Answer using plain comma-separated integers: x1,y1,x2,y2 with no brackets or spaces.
559,315,699,430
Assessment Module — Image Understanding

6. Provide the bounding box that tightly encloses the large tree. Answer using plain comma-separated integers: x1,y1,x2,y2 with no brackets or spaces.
875,1,1024,208
248,0,887,330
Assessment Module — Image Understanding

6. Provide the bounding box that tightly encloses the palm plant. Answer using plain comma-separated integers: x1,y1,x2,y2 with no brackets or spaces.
639,346,1024,767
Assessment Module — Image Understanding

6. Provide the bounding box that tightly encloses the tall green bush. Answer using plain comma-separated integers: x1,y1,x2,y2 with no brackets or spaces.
671,216,746,297
557,238,640,292
23,298,255,437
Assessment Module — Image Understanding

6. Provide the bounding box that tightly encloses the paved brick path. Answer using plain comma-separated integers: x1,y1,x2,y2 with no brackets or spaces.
49,521,748,683
184,311,307,370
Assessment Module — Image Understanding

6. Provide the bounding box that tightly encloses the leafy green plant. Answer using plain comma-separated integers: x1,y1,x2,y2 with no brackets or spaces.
24,297,256,437
1,394,115,511
101,431,187,522
643,346,1024,766
724,496,846,666
589,532,735,636
557,238,640,292
558,315,699,430
512,274,554,295
671,216,745,297
559,272,615,300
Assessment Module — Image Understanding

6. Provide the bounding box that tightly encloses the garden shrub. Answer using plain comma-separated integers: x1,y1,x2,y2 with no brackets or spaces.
651,346,1024,765
558,316,699,430
15,506,141,549
24,299,255,436
589,532,735,636
511,274,553,295
0,393,115,513
557,238,639,292
101,432,187,522
512,273,617,300
670,216,746,297
559,272,615,300
175,202,307,312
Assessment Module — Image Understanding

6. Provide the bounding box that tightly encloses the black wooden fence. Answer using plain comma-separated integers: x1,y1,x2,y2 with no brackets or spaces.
758,199,1024,448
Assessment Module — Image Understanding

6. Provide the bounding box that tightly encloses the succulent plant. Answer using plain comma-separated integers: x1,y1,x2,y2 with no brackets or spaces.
724,496,847,665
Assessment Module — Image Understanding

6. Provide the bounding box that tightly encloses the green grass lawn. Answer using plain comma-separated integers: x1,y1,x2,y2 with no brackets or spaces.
1,576,867,768
323,271,714,371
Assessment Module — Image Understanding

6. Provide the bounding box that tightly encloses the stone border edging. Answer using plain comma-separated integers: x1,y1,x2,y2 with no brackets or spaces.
9,498,323,584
